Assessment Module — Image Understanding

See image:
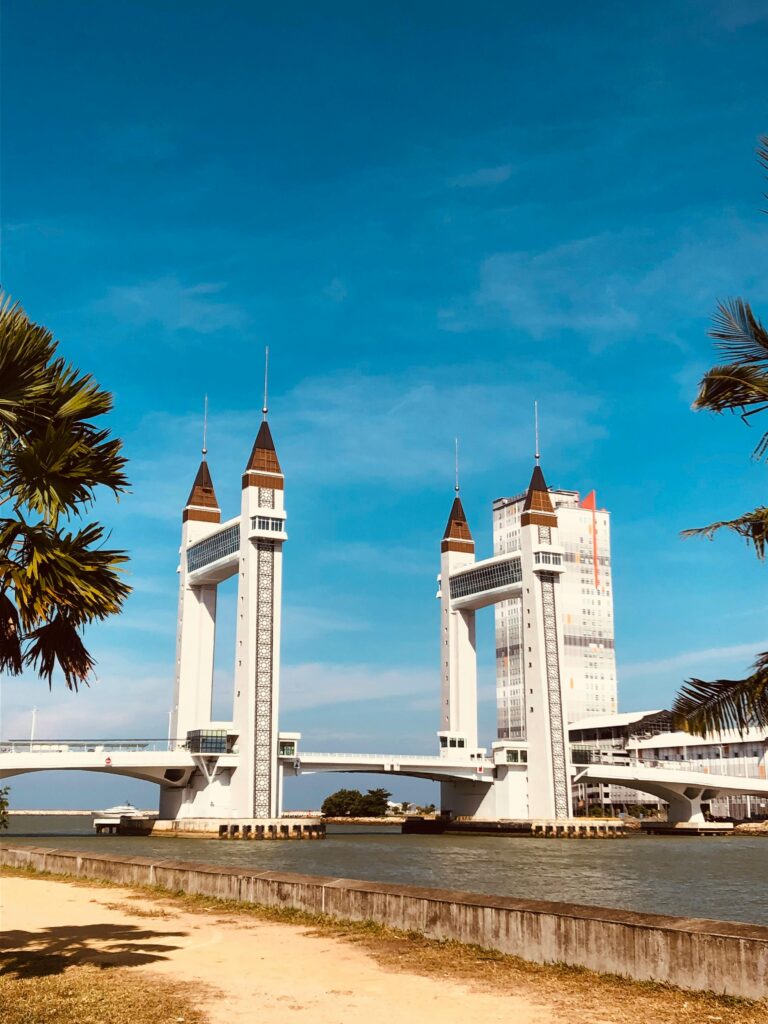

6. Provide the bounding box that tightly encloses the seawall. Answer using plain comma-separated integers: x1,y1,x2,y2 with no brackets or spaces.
2,844,766,1000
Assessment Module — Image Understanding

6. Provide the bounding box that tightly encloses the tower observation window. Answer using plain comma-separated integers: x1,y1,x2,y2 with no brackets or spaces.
251,515,284,532
187,524,240,572
534,551,562,566
449,557,522,600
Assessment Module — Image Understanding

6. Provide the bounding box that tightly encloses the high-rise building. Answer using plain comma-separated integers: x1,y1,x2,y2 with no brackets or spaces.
493,483,617,739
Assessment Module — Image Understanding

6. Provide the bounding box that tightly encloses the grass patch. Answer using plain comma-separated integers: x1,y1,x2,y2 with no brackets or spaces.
97,899,175,919
0,963,208,1024
1,863,766,1024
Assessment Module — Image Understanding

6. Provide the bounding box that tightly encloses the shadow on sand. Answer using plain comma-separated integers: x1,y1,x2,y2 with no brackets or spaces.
0,922,188,977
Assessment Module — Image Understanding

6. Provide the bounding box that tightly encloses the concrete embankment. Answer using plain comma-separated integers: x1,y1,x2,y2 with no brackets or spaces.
1,844,766,1000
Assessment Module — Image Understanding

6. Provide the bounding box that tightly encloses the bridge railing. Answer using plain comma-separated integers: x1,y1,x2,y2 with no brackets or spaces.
0,739,187,755
579,751,765,778
294,751,490,765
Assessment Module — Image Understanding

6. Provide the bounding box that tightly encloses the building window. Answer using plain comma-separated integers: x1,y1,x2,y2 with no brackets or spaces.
251,515,283,533
449,557,522,600
187,525,240,573
186,729,228,754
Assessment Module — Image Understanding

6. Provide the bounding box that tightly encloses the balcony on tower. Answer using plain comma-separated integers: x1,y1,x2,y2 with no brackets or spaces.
248,510,288,542
531,544,565,574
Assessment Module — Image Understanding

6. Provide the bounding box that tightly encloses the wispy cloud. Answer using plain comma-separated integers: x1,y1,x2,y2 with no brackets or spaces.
323,277,348,302
620,641,762,681
448,164,514,188
119,363,604,520
96,276,247,334
445,216,768,345
1,668,173,740
282,604,369,640
714,0,768,29
315,541,433,577
281,662,434,711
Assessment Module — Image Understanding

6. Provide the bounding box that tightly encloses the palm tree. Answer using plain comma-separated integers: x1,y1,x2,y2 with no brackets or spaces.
671,137,768,736
0,294,130,689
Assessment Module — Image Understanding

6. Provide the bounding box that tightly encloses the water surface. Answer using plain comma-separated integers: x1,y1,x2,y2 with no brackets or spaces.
6,814,767,926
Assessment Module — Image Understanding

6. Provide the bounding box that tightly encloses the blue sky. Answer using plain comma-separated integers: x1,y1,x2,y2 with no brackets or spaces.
2,1,767,809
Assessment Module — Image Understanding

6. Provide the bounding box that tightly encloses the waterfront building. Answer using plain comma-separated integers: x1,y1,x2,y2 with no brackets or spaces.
569,711,768,819
493,485,618,738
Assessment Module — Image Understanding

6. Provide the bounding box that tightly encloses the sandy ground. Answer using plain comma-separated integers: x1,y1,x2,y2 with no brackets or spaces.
0,876,554,1023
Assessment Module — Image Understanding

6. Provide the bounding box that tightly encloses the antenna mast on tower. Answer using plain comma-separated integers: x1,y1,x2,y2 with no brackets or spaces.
455,437,460,494
534,400,540,465
202,395,208,458
262,346,269,420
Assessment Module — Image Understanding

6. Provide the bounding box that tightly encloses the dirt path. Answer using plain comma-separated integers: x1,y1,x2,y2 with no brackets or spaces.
0,876,552,1023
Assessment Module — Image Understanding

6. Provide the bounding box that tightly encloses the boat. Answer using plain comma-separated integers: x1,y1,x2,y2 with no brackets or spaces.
98,802,143,818
93,802,152,833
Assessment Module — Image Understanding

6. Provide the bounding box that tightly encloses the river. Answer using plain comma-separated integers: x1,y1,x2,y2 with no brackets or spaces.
5,814,767,925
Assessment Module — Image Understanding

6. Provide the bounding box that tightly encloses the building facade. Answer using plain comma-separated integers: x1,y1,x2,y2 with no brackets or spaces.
568,711,768,819
493,485,618,739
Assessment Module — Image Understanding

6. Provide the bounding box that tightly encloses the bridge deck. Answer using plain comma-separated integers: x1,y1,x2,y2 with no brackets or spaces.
576,762,768,797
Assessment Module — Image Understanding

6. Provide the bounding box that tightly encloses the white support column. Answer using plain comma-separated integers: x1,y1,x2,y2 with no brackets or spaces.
438,496,478,751
230,421,286,819
170,462,221,746
519,466,573,820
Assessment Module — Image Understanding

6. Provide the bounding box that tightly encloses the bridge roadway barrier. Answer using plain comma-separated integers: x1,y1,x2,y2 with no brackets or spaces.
2,845,766,1000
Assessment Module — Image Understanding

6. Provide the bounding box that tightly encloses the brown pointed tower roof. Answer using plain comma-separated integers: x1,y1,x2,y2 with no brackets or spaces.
183,460,221,524
242,419,284,489
441,496,475,554
521,464,557,528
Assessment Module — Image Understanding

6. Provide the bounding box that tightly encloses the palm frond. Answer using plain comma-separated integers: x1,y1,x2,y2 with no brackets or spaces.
0,592,22,675
759,134,768,204
682,506,768,560
708,298,768,365
48,356,115,421
0,296,57,437
671,651,768,736
5,422,128,522
8,520,130,632
24,614,95,690
694,361,768,412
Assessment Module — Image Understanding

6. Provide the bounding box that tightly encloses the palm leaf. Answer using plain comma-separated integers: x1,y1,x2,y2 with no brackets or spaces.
708,298,768,365
682,506,768,559
0,592,21,674
6,421,128,522
694,361,768,458
671,651,768,736
694,361,768,412
8,520,130,631
25,614,95,690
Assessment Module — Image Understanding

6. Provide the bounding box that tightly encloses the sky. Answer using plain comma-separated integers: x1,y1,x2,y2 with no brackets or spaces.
1,1,767,810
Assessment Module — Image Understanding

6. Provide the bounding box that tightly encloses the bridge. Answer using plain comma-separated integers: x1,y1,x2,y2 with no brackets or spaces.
284,751,494,783
0,740,499,811
575,759,768,824
0,739,233,791
3,424,765,826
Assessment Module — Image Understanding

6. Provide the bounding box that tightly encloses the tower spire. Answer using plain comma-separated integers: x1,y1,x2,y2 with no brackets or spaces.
534,400,540,466
244,348,283,480
454,437,460,495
